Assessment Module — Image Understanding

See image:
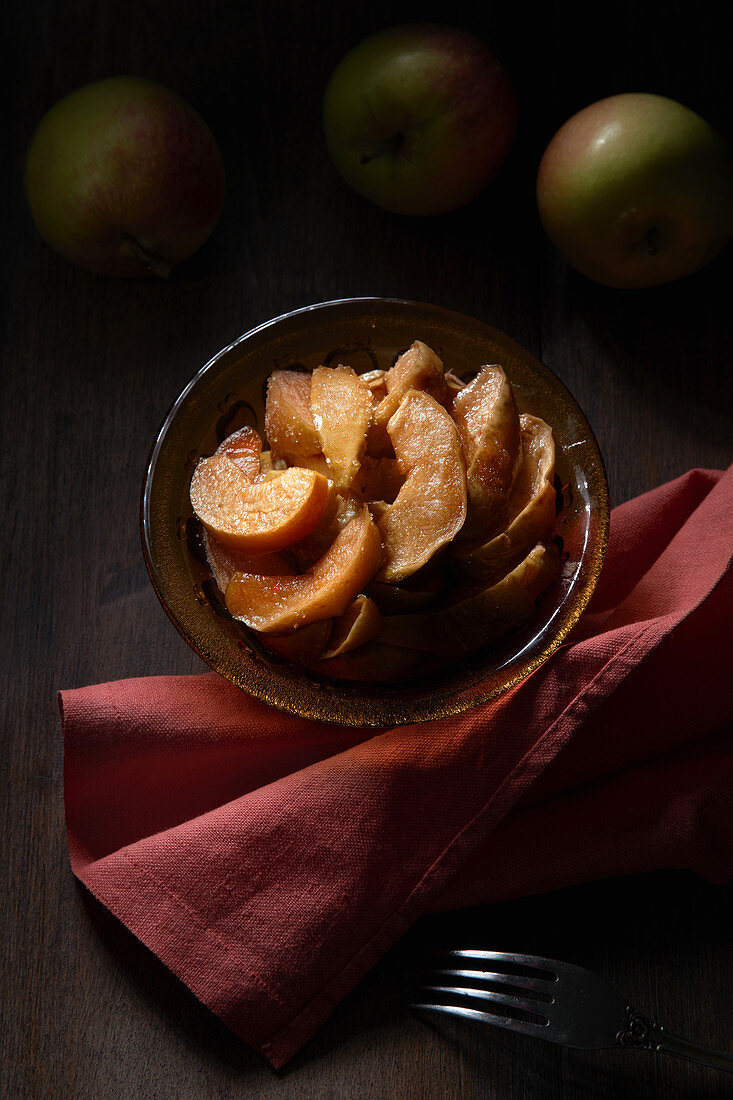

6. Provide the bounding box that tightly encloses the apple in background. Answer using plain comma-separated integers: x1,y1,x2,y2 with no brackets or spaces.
322,24,517,216
536,93,733,288
24,77,225,277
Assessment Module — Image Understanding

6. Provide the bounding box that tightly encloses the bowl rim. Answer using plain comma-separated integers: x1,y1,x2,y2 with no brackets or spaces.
141,296,610,726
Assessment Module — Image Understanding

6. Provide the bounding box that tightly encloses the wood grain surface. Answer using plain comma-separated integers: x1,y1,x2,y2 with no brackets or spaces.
3,2,731,1097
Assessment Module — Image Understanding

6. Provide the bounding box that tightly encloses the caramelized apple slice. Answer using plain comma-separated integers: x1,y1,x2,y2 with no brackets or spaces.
214,425,263,480
264,369,321,462
321,594,381,658
376,389,467,583
290,490,360,571
378,541,561,655
225,505,383,632
259,619,332,663
353,456,404,504
310,364,373,487
455,415,557,581
202,530,294,593
452,364,521,539
313,640,421,682
369,341,447,454
190,453,329,554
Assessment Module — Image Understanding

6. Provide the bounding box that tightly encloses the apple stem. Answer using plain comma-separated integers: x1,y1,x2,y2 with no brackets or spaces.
125,234,172,278
645,228,660,256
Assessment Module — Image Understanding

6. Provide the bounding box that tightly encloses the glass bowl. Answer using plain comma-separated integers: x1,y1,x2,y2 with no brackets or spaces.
141,297,608,726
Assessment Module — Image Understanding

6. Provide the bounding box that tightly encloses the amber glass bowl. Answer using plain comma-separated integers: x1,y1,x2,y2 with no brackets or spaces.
141,298,608,726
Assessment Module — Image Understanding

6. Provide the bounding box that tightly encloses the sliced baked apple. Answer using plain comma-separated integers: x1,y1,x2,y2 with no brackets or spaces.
378,540,561,655
310,364,373,487
321,594,381,658
369,340,447,454
375,389,467,583
264,369,321,462
455,414,557,581
225,505,383,632
215,425,262,480
452,364,521,539
190,453,329,554
202,529,294,593
312,639,421,681
258,619,333,663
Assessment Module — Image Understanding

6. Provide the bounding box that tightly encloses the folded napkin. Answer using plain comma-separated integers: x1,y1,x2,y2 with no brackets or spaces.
60,465,733,1068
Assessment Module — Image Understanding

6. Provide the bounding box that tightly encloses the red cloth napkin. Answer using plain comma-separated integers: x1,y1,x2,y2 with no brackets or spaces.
60,466,733,1068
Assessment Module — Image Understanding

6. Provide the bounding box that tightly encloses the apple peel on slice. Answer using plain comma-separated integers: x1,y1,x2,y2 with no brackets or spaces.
454,414,557,581
202,529,294,594
258,619,333,663
452,364,521,540
375,389,467,583
225,505,383,633
378,540,561,655
190,452,329,554
310,364,373,487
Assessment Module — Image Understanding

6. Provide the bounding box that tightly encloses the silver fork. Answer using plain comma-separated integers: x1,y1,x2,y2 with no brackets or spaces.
411,949,733,1072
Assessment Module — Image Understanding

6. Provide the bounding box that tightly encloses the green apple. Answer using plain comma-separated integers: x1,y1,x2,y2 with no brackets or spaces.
24,76,225,277
536,93,733,288
322,23,517,216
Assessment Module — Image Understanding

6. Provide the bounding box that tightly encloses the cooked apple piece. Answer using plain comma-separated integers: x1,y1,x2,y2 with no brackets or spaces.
366,567,444,614
369,340,448,454
452,364,522,539
259,449,287,476
378,540,561,654
353,456,404,504
225,505,383,633
360,368,388,402
455,415,557,581
202,529,294,593
321,594,381,658
310,364,373,487
312,639,421,682
190,453,329,554
215,425,263,480
290,490,360,571
375,389,467,583
259,619,332,663
264,369,321,462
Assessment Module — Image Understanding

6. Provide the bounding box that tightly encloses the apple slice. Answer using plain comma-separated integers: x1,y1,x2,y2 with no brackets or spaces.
321,594,381,658
378,540,561,654
202,529,294,594
452,364,521,539
375,389,467,583
225,505,383,632
313,639,421,682
369,340,447,454
455,414,557,581
264,369,321,462
310,364,373,487
214,425,263,479
258,619,333,663
190,452,329,554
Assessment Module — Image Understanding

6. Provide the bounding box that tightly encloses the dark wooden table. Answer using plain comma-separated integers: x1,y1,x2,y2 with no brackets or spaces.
4,2,731,1097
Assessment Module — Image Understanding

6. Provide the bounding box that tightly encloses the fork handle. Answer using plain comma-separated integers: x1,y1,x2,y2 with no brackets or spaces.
618,1009,733,1072
653,1026,733,1072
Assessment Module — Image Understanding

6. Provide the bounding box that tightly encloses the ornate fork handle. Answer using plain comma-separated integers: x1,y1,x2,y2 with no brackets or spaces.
617,1006,733,1071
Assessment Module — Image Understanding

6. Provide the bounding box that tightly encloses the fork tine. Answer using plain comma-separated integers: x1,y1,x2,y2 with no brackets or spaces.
430,949,560,976
424,967,556,1000
417,983,553,1020
409,1000,552,1041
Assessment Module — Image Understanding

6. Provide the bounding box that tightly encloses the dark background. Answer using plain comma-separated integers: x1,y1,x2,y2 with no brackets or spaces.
3,2,731,1097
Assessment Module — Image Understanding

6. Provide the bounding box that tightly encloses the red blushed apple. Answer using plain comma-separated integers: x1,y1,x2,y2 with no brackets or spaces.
24,76,225,277
322,23,518,216
536,93,733,288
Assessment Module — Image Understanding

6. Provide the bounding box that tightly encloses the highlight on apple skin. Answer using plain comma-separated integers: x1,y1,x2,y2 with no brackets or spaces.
24,76,226,277
322,23,518,216
536,92,733,289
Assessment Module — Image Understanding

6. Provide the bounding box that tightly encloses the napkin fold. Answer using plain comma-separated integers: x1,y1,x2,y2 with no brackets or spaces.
60,465,733,1068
